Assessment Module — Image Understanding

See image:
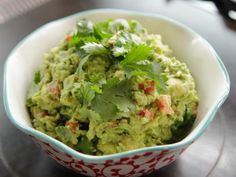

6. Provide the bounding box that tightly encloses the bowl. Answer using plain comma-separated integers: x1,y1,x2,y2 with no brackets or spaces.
3,9,230,177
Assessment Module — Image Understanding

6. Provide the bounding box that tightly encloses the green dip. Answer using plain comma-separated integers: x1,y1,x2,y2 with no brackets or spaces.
26,19,199,155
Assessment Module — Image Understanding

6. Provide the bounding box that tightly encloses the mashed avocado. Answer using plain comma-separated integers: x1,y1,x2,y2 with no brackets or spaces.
26,19,199,155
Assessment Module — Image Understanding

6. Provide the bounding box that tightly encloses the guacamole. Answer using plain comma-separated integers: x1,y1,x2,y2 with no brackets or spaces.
26,19,198,155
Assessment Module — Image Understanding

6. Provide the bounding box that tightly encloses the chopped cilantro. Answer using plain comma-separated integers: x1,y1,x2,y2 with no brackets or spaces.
33,71,41,84
75,136,97,154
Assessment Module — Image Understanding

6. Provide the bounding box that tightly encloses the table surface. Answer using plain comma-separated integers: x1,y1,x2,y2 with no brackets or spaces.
0,0,236,177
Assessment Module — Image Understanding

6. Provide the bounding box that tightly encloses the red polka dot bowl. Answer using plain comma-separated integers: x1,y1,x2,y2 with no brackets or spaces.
3,9,230,177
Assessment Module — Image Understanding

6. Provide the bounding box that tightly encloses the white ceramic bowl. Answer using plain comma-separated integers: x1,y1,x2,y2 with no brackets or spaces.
3,9,230,177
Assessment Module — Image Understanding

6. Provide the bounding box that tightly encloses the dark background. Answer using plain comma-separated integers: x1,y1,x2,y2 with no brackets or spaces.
0,0,236,177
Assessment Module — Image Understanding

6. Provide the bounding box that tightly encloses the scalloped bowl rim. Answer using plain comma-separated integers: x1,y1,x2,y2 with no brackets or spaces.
3,8,230,162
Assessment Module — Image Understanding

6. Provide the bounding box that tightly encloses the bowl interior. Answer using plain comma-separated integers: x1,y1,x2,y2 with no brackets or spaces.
4,9,229,152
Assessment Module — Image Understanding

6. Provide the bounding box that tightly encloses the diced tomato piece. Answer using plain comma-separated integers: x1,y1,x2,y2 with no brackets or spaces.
139,80,155,95
48,82,60,97
41,111,49,117
111,122,118,128
138,83,145,90
138,108,153,119
66,121,79,132
65,35,71,42
157,99,165,110
144,86,155,94
146,110,153,119
156,95,174,115
138,110,146,117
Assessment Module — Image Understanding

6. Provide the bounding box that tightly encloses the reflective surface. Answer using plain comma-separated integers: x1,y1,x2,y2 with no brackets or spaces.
0,0,236,176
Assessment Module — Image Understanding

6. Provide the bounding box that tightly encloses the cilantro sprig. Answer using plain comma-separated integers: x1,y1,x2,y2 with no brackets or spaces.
119,44,165,91
71,19,166,120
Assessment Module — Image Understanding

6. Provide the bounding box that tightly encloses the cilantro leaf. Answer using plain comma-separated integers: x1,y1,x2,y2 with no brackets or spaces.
92,96,118,120
112,46,128,57
76,19,94,36
118,44,166,91
108,19,130,33
91,80,134,120
129,20,146,34
68,36,98,48
103,77,120,89
79,106,101,120
119,44,152,66
112,95,134,113
71,81,96,107
94,20,113,40
124,61,165,91
81,42,108,56
90,85,102,94
75,136,96,154
103,80,134,112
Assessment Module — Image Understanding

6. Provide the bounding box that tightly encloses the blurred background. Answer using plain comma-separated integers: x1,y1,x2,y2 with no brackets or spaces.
0,0,235,177
0,0,236,24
